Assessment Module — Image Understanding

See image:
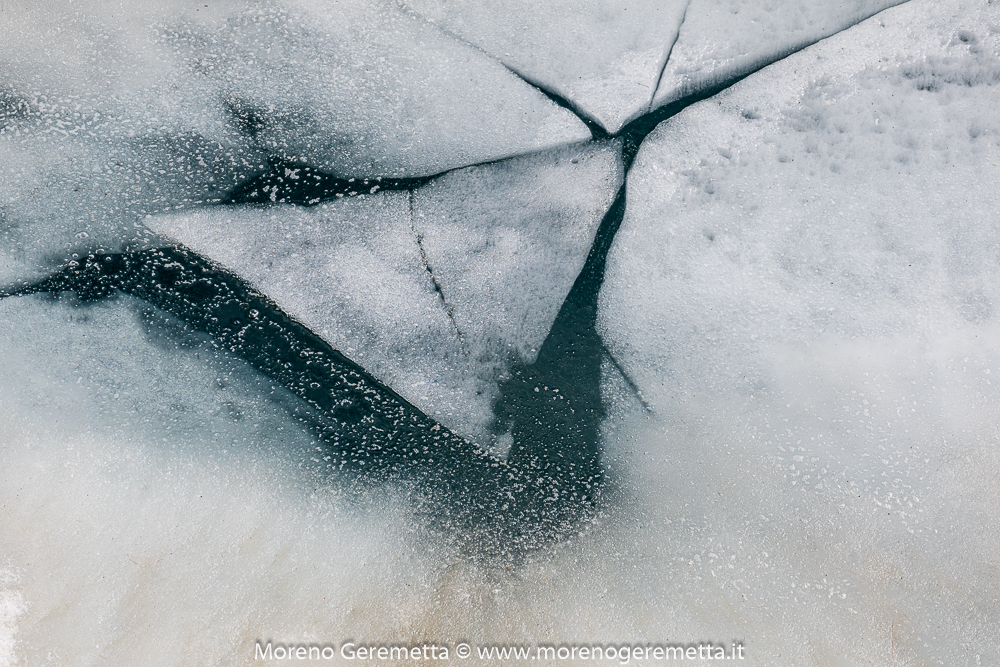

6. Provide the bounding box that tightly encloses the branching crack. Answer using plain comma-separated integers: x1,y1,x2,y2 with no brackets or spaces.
499,64,610,140
224,1,915,208
498,1,919,494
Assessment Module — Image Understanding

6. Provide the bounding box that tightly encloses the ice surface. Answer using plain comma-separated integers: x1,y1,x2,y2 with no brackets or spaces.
150,140,622,446
413,141,623,365
600,0,1000,662
3,0,1000,663
651,0,907,109
396,0,907,135
0,114,261,288
606,0,1000,410
401,0,689,134
0,575,23,667
0,0,587,286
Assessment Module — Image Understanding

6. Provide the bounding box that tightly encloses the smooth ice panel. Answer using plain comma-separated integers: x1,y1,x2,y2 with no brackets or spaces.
402,0,689,133
651,0,907,108
600,0,1000,662
151,141,622,446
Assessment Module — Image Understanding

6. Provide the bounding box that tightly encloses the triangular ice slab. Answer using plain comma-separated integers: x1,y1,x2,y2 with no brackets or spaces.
150,140,622,446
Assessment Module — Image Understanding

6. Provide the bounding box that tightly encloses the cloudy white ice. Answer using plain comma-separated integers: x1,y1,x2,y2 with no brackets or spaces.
1,0,998,664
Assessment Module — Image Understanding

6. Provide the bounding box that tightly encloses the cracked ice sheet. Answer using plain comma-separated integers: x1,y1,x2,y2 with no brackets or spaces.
599,0,1000,663
651,0,908,108
1,294,913,667
401,0,689,134
0,0,588,287
150,140,622,447
0,0,587,178
0,110,262,287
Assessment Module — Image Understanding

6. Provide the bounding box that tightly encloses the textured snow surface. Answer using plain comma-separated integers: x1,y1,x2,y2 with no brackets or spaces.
150,141,622,446
601,0,1000,662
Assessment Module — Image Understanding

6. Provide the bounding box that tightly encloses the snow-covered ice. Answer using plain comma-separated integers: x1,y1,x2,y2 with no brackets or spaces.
0,294,438,664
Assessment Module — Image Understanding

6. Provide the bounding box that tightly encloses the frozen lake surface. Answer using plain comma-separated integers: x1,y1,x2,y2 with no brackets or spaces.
1,0,998,664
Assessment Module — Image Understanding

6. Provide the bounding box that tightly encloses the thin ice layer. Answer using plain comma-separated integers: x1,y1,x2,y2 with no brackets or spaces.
401,0,689,134
0,109,262,288
150,141,622,447
606,0,1000,406
651,0,907,109
600,0,1000,662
